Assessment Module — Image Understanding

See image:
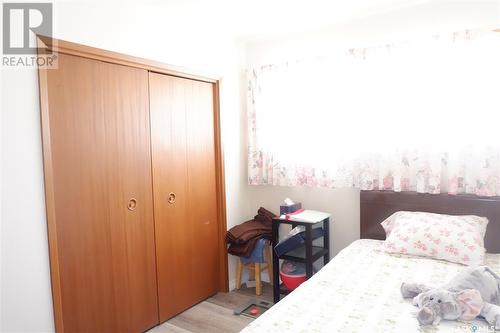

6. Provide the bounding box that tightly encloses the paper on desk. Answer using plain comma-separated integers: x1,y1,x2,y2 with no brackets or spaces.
286,210,330,223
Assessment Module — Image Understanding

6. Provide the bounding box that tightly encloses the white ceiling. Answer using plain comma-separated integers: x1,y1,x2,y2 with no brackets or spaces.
69,0,499,41
139,0,435,38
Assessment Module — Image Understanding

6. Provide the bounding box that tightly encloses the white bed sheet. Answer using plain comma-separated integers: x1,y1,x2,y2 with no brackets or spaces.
241,239,500,333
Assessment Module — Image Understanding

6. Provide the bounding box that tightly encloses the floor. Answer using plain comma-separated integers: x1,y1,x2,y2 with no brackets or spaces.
147,283,273,333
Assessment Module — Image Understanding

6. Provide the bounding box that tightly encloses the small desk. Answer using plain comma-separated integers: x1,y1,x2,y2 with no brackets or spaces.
271,216,330,303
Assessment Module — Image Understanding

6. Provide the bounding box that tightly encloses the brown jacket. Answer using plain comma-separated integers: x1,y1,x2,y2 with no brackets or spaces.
226,207,276,257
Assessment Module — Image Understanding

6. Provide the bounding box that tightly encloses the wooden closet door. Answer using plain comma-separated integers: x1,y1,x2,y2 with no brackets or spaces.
44,53,158,332
149,73,219,321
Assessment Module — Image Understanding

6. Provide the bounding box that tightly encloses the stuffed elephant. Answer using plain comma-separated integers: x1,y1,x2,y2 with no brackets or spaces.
401,266,500,329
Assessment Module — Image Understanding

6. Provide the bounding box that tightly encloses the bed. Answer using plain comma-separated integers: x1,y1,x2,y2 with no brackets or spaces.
241,191,500,333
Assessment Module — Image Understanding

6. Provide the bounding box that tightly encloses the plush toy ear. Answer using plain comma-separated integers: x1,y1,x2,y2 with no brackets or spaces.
456,289,484,321
401,283,431,299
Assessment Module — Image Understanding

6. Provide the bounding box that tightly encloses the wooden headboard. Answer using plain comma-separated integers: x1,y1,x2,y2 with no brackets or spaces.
360,190,500,253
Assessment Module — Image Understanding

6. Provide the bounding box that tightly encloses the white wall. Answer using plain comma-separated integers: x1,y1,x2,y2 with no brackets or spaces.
241,0,500,261
245,1,500,65
1,1,247,332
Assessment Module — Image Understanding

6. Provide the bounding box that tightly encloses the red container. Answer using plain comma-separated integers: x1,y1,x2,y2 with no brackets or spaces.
280,271,306,291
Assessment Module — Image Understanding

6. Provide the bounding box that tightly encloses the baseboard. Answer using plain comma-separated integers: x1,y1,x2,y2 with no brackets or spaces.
229,278,236,291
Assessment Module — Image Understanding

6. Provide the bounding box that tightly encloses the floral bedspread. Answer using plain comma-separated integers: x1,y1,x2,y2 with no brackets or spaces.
241,239,500,333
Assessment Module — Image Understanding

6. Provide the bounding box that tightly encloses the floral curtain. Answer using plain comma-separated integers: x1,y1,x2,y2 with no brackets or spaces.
247,30,500,196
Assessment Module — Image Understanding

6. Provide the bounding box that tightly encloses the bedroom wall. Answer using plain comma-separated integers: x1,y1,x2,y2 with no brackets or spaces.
241,0,500,257
1,2,247,332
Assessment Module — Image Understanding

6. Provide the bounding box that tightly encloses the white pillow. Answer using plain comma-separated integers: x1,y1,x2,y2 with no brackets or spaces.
381,211,488,266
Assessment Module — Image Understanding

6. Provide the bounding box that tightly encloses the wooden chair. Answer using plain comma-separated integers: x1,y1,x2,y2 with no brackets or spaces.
235,240,273,296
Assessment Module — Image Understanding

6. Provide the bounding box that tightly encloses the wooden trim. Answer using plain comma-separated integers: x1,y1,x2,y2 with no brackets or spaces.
37,36,229,331
213,80,229,292
37,37,65,333
37,35,220,83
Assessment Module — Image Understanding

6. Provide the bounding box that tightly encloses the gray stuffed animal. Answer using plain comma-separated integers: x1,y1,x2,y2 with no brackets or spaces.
401,266,500,329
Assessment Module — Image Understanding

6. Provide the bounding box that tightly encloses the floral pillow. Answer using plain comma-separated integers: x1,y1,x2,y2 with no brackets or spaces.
381,211,488,266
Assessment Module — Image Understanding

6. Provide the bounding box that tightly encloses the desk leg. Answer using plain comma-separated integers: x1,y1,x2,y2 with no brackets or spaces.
272,221,280,303
323,218,330,265
305,225,313,278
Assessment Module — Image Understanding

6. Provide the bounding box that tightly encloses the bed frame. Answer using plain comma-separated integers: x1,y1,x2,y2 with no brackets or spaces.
360,190,500,253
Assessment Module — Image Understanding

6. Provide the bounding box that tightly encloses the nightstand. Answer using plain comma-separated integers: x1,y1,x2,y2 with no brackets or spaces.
271,216,330,303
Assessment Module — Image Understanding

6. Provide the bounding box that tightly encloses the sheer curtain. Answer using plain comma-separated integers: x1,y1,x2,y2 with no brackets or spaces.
247,30,500,196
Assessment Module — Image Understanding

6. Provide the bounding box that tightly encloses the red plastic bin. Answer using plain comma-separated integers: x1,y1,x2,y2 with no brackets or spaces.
280,271,306,291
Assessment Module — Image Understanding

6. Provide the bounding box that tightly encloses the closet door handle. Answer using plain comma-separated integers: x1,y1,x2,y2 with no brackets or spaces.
168,192,176,204
127,198,137,211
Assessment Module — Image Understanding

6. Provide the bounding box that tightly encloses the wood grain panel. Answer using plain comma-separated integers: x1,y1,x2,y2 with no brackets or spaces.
212,81,229,292
149,73,219,322
99,60,159,332
185,80,219,299
149,72,190,321
43,53,158,332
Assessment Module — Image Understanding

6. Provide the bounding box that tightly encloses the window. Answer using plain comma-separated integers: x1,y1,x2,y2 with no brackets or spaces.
247,30,500,196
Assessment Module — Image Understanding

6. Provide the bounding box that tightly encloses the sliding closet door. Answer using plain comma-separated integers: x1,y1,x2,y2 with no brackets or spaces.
149,73,219,321
43,54,158,332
